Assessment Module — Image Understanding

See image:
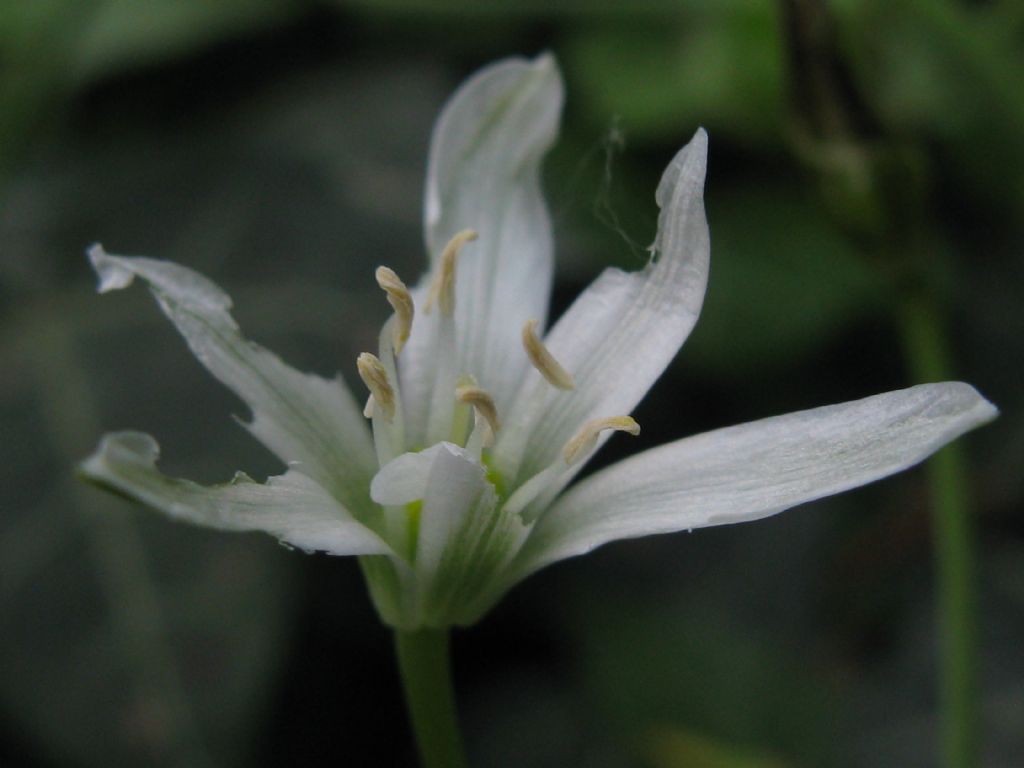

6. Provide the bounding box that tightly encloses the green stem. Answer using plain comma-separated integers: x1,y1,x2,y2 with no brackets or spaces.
394,629,469,768
900,294,978,768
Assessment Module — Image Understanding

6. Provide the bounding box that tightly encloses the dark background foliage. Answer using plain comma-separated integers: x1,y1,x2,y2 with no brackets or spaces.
1,1,1020,766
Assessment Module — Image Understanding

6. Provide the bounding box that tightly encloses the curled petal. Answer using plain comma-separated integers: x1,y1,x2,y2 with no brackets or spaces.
496,130,710,491
88,246,377,513
81,432,390,556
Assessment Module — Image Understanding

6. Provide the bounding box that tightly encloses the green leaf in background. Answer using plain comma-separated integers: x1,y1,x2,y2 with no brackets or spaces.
0,0,299,170
68,0,299,83
842,0,1024,218
572,596,837,767
646,726,790,768
685,181,886,375
0,0,298,85
566,6,784,148
339,0,769,17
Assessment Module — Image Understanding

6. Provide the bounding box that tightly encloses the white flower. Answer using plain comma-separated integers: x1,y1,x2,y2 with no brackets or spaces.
81,55,996,629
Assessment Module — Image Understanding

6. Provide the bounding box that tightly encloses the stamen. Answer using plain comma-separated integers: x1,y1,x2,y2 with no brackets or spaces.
521,319,575,390
562,416,640,465
456,384,500,446
424,229,477,316
357,352,396,421
375,266,414,354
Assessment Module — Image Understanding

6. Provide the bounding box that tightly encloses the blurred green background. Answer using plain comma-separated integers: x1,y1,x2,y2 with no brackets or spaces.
1,1,1021,766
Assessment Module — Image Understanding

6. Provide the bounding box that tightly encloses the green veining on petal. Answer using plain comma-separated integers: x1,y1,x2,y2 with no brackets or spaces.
406,500,423,561
482,455,507,500
359,555,406,628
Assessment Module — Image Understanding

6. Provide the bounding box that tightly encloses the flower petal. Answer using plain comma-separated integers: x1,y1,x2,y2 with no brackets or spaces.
371,443,528,626
495,129,710,486
88,246,378,513
512,382,997,581
401,54,564,441
80,432,390,556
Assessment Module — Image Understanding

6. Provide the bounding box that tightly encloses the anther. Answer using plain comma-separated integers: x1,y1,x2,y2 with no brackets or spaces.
425,229,477,316
522,319,575,390
456,384,500,445
375,266,414,354
562,416,640,465
356,353,396,421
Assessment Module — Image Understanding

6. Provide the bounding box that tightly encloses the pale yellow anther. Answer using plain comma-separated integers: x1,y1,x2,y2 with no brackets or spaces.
562,416,640,465
375,266,414,354
521,319,575,390
456,384,500,446
356,353,396,421
425,229,478,316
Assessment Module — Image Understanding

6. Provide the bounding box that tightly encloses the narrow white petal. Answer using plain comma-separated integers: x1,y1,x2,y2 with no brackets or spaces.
370,449,436,507
372,443,528,626
80,432,390,556
396,288,442,445
512,382,997,581
88,246,378,513
495,130,710,486
401,54,564,440
410,443,497,578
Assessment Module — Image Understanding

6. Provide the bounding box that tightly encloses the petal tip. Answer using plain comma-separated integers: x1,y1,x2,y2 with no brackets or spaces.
79,431,162,494
86,431,161,470
655,129,710,214
530,52,563,92
87,244,135,293
532,50,557,73
946,381,999,426
691,126,709,151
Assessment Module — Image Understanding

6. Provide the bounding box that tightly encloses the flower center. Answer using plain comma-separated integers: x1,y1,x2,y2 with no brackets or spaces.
356,229,640,512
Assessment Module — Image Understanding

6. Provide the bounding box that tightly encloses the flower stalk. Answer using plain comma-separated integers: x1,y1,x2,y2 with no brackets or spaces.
395,629,468,768
901,292,978,768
